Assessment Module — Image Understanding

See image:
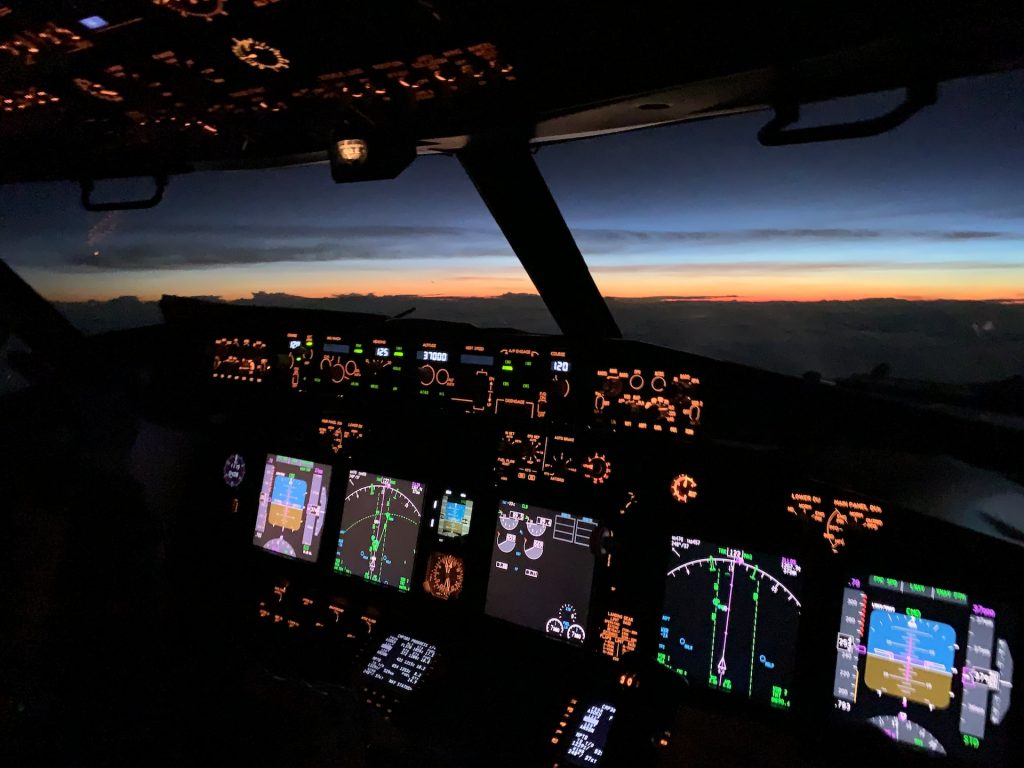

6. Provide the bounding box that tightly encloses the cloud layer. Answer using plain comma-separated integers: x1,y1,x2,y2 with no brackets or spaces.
46,222,1024,271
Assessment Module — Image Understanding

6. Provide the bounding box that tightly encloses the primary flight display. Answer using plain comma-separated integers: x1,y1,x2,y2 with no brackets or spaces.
252,454,331,562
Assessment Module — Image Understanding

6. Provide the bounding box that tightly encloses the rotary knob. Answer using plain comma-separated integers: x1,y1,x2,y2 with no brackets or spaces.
670,473,698,504
582,453,612,485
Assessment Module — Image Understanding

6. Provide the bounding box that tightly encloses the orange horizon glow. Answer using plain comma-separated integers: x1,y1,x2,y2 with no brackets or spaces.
18,258,1024,305
38,285,1023,304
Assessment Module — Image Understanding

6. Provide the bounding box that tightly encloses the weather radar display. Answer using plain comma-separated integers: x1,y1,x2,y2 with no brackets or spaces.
253,454,331,562
834,574,1014,760
334,470,425,592
658,536,803,708
485,501,597,645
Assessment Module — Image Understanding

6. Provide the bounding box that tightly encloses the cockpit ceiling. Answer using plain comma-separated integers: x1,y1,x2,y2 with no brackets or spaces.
1,1,1022,182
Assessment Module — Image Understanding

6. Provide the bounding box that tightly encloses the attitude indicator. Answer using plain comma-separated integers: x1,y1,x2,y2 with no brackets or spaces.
833,574,1015,760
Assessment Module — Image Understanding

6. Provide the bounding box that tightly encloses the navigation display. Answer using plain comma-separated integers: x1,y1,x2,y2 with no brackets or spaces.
334,470,425,592
834,574,1014,760
436,490,474,538
253,454,331,562
485,501,597,645
658,537,803,708
362,633,437,693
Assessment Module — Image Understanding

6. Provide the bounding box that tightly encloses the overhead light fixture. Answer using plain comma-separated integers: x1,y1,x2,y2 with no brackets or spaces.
335,139,369,166
79,16,109,30
231,38,289,72
328,128,416,184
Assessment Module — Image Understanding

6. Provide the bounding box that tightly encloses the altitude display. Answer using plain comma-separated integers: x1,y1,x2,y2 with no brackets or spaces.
253,454,331,562
334,470,425,592
658,536,803,708
485,501,597,645
362,633,437,693
436,490,474,538
834,574,1014,759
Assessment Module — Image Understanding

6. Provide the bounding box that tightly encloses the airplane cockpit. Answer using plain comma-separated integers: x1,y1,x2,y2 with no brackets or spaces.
1,3,1022,766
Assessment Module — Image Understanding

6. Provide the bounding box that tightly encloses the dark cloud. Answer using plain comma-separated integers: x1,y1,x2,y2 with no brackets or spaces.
79,217,1022,243
70,242,371,269
59,222,510,270
939,231,1008,240
52,221,1024,271
53,296,163,333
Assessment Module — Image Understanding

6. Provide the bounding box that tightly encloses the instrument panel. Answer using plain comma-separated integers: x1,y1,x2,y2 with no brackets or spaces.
594,367,702,435
169,300,1020,768
197,316,702,436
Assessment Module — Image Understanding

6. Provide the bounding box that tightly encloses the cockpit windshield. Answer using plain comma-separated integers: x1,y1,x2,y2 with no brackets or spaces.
541,72,1024,385
1,72,1021,388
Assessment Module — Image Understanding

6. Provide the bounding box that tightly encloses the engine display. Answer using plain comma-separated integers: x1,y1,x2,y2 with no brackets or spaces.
658,537,803,708
253,454,331,562
485,502,597,645
834,574,1014,759
334,471,425,592
362,633,437,693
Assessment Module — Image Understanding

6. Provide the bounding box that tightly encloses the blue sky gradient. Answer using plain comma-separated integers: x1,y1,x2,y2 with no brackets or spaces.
1,71,1022,302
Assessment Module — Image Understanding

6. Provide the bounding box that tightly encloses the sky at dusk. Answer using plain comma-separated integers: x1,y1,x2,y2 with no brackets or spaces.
1,71,1023,305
